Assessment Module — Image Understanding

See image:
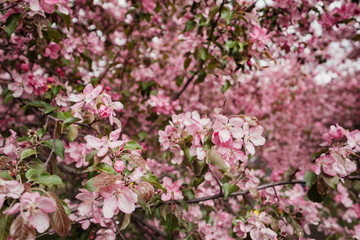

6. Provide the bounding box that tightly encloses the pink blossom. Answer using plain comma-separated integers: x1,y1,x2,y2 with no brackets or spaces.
4,192,56,233
322,124,346,146
243,122,266,155
0,129,17,155
161,177,183,201
84,129,124,157
69,84,103,109
347,130,360,152
99,94,124,125
249,26,269,43
43,42,61,59
212,115,245,144
99,181,138,218
76,189,102,223
0,179,24,209
114,160,125,173
96,229,116,240
8,72,33,98
233,220,251,238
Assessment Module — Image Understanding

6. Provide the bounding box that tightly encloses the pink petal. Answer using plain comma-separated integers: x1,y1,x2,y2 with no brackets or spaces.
84,135,103,149
3,203,21,215
219,129,231,143
117,189,136,214
102,196,117,218
97,145,109,157
38,197,56,213
109,129,121,141
30,210,50,233
251,136,266,146
245,141,255,155
230,127,245,139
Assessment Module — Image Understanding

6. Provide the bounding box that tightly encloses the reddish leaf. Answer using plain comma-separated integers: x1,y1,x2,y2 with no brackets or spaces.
0,156,10,170
44,192,71,237
129,155,147,169
10,215,35,240
93,172,122,189
138,181,155,203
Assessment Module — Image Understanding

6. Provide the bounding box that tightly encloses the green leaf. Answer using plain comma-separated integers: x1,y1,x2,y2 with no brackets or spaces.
3,91,13,104
60,200,71,216
45,139,65,160
321,174,339,189
179,199,188,212
0,171,13,180
5,13,22,37
221,9,233,24
221,80,230,93
96,163,117,175
195,70,206,84
85,150,98,162
223,183,239,199
66,124,78,142
207,6,220,24
0,213,13,240
35,173,63,187
20,149,36,161
162,213,179,235
56,10,71,30
184,20,196,32
45,29,62,43
307,178,327,203
123,141,143,151
57,111,72,120
84,178,97,192
304,171,317,188
61,117,80,132
25,169,40,180
183,57,191,70
225,40,237,52
199,47,208,61
141,174,166,192
25,101,56,114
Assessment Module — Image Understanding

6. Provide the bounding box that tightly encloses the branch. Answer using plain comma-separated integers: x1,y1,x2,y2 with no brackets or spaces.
44,119,58,167
132,213,167,239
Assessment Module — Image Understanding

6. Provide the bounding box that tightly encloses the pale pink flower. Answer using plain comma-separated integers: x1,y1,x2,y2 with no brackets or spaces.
114,160,125,173
347,130,360,152
278,218,294,236
233,220,251,238
76,189,102,223
8,72,33,98
4,192,56,233
322,124,346,146
69,84,103,109
353,224,360,240
334,184,353,208
95,229,116,240
243,122,266,155
161,177,183,201
0,129,17,155
43,42,61,59
99,181,138,218
0,179,24,209
212,115,245,144
24,0,57,14
84,129,124,157
249,26,269,43
99,94,124,125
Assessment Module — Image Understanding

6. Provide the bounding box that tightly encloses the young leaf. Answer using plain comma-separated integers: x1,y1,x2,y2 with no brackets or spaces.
20,149,36,161
304,171,317,188
61,117,81,132
223,183,239,199
0,213,12,240
44,192,71,237
5,13,22,38
141,174,166,192
96,163,117,175
35,173,63,187
129,155,147,169
0,156,10,170
184,20,196,32
46,139,65,160
9,215,36,240
120,214,131,231
85,150,98,162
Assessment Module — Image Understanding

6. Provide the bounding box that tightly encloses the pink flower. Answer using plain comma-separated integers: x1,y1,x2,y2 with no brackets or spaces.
347,130,360,151
76,189,102,223
84,129,124,157
0,179,24,209
96,229,116,240
249,26,269,43
322,124,346,146
99,181,138,218
99,94,124,125
161,177,183,201
8,72,33,98
25,0,57,14
69,84,103,109
43,42,61,59
114,160,125,173
4,192,56,233
243,122,266,155
233,220,251,238
0,129,17,155
212,115,245,144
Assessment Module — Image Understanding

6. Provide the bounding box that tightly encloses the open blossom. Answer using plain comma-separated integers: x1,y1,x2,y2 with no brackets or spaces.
249,26,269,43
0,129,17,155
233,220,251,238
8,72,33,98
85,129,124,157
322,124,346,146
4,192,56,233
347,130,360,151
76,189,102,223
161,177,183,201
43,42,61,59
96,229,116,240
99,181,138,218
243,122,266,155
99,94,124,125
0,179,24,209
147,91,180,115
212,115,245,144
69,84,103,109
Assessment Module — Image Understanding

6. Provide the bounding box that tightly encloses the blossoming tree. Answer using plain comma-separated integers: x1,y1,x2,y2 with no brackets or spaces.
0,0,360,239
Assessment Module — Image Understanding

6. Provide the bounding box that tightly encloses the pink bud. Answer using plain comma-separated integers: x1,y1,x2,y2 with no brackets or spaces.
247,59,253,67
47,77,55,83
21,63,30,72
105,86,111,91
56,67,62,73
114,160,125,173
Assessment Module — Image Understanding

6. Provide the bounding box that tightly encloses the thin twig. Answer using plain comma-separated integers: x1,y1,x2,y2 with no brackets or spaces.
44,119,58,167
272,186,280,202
209,166,222,195
132,214,167,238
